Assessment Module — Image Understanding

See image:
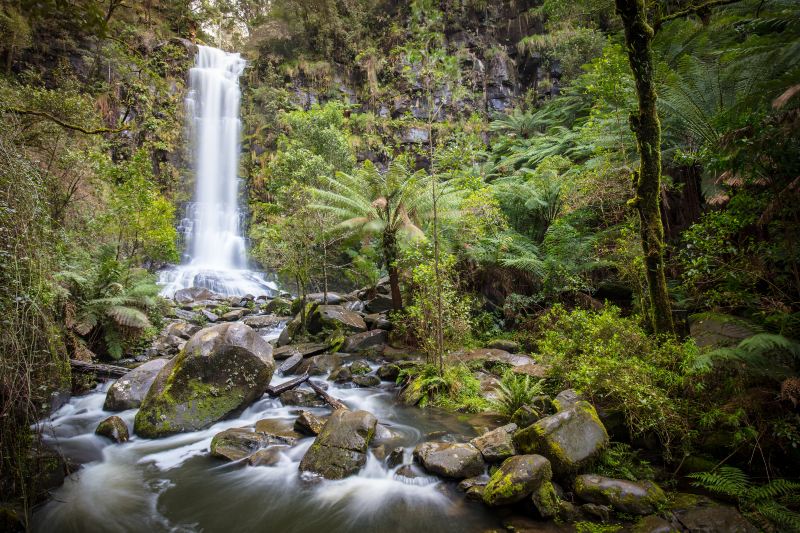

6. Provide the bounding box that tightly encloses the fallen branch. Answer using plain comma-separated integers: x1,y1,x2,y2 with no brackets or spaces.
69,359,128,378
266,373,309,396
308,380,348,411
2,107,128,135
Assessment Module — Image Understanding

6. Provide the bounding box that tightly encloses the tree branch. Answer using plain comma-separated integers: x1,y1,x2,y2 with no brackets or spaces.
2,107,128,135
658,0,743,26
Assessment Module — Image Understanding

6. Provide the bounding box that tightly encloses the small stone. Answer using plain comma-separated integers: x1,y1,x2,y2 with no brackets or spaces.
469,423,517,462
294,411,325,436
279,389,325,408
553,389,583,411
277,352,303,375
95,416,129,443
220,309,246,321
200,309,219,322
341,330,387,353
510,404,542,429
328,366,352,383
413,442,485,479
352,374,380,387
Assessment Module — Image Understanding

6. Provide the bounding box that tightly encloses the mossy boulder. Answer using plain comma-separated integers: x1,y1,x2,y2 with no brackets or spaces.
482,454,552,506
469,423,518,462
104,358,168,411
376,363,401,381
279,388,325,408
307,305,367,335
210,427,296,461
299,409,378,479
294,410,325,436
352,374,380,387
574,474,667,515
95,415,129,443
413,442,485,479
341,330,388,353
265,297,291,315
531,481,560,518
349,360,371,375
134,322,275,438
513,400,608,475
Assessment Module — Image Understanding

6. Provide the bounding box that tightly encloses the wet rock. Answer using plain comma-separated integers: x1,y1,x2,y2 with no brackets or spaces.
134,322,275,438
247,446,287,466
210,428,294,461
513,400,608,475
277,352,303,375
458,475,489,491
352,374,380,388
95,416,129,443
349,360,371,375
174,287,214,305
470,423,517,462
220,309,247,321
574,474,667,515
672,499,758,533
166,321,200,340
377,363,401,382
386,447,404,468
280,389,325,408
413,442,485,479
294,411,325,436
482,454,552,506
273,342,329,360
328,366,352,383
341,330,387,353
242,314,285,329
298,353,342,376
486,339,521,352
264,297,291,315
104,358,168,411
531,481,560,518
395,464,423,480
254,418,303,440
307,305,367,335
299,409,378,479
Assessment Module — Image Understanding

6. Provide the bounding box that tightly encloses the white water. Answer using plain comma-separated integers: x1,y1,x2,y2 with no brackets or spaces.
159,45,277,297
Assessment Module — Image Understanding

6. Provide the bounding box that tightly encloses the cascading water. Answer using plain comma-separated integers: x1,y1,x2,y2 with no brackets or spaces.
159,45,277,297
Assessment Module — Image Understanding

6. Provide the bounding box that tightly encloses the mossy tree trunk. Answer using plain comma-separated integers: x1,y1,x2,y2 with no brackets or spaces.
615,0,675,335
382,228,402,310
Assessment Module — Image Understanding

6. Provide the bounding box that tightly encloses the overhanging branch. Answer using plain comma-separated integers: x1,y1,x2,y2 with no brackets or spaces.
2,107,128,135
657,0,743,27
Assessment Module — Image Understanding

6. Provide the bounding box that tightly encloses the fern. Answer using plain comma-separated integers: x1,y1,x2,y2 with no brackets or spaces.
492,371,545,418
692,333,800,380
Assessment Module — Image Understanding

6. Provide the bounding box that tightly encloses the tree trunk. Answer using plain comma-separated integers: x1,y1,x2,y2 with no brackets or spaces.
383,229,402,310
615,0,675,335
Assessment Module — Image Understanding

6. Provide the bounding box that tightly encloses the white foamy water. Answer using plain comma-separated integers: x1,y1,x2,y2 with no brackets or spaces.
159,45,276,297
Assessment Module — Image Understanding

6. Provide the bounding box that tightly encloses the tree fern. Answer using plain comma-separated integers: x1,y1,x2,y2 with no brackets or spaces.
692,332,800,380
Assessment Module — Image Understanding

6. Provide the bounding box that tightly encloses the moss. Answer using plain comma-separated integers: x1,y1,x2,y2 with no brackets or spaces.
531,481,560,518
484,470,526,505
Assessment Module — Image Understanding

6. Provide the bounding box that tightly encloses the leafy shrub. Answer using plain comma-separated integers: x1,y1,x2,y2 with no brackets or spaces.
399,363,489,413
536,304,696,451
492,370,545,418
594,443,655,481
690,466,800,532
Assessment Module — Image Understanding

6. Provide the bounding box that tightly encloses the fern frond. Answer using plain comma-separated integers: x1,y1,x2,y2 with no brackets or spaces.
105,306,151,330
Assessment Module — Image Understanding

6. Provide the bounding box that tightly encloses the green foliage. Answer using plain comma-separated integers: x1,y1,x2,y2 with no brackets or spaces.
594,442,655,481
492,371,545,418
692,333,800,381
690,466,800,532
537,304,695,451
399,363,489,413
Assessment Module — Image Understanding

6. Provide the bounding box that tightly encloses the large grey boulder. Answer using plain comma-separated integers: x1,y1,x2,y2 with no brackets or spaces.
210,427,296,462
341,330,388,353
95,416,129,443
470,423,517,462
104,359,168,411
513,400,608,475
413,442,485,479
134,322,275,438
307,305,367,335
174,287,214,305
482,454,552,506
574,475,667,515
299,409,378,479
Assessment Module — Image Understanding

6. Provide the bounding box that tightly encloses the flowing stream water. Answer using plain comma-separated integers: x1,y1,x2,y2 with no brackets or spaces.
159,45,276,298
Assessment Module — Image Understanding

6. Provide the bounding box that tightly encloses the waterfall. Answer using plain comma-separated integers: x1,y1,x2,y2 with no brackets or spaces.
159,45,277,297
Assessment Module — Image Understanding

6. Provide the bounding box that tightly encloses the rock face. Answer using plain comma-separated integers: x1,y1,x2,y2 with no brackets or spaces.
210,427,296,461
104,359,168,411
482,454,552,506
574,475,667,515
413,442,485,479
299,409,377,479
134,322,275,438
341,330,388,353
469,423,517,462
95,416,129,443
513,400,608,475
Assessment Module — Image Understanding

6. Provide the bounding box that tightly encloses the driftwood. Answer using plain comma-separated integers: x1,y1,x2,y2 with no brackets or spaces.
69,359,128,378
266,373,309,396
308,380,348,411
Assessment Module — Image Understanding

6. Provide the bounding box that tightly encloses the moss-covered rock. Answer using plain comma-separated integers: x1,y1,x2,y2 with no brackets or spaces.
482,454,552,506
341,330,388,353
414,442,485,479
299,409,377,479
279,388,325,407
469,423,517,462
531,480,560,518
352,374,380,387
307,305,367,335
574,474,667,515
103,358,168,411
134,322,275,438
294,410,325,436
210,427,296,461
95,415,129,443
376,363,401,381
513,400,608,475
265,297,291,315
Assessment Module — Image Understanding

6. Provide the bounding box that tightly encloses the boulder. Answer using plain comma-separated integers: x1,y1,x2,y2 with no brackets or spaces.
413,442,485,479
254,418,303,440
210,428,295,461
574,475,667,515
273,342,329,360
386,447,404,468
174,287,214,305
277,353,304,375
298,409,378,479
220,309,247,321
95,416,129,443
349,360,371,375
531,481,561,518
200,309,219,323
166,321,200,340
470,423,517,462
328,366,352,383
482,454,552,506
307,305,367,335
553,389,583,411
352,374,380,388
297,353,342,376
486,339,521,352
365,294,394,313
364,313,392,331
306,292,343,304
510,404,544,429
264,297,291,315
104,359,168,411
134,322,275,438
671,494,757,533
247,447,287,466
241,314,285,329
513,400,608,475
294,411,325,436
279,389,325,408
341,330,388,353
377,363,401,382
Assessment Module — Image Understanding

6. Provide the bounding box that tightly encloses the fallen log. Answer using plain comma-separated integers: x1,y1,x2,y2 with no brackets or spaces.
266,373,309,396
308,380,348,411
69,359,128,378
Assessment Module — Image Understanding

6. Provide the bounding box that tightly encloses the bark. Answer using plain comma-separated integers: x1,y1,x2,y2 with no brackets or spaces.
383,229,402,310
266,373,309,396
307,380,348,411
69,359,128,378
615,0,675,334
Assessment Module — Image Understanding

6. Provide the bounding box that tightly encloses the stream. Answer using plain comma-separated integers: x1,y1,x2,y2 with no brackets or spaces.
32,329,503,532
